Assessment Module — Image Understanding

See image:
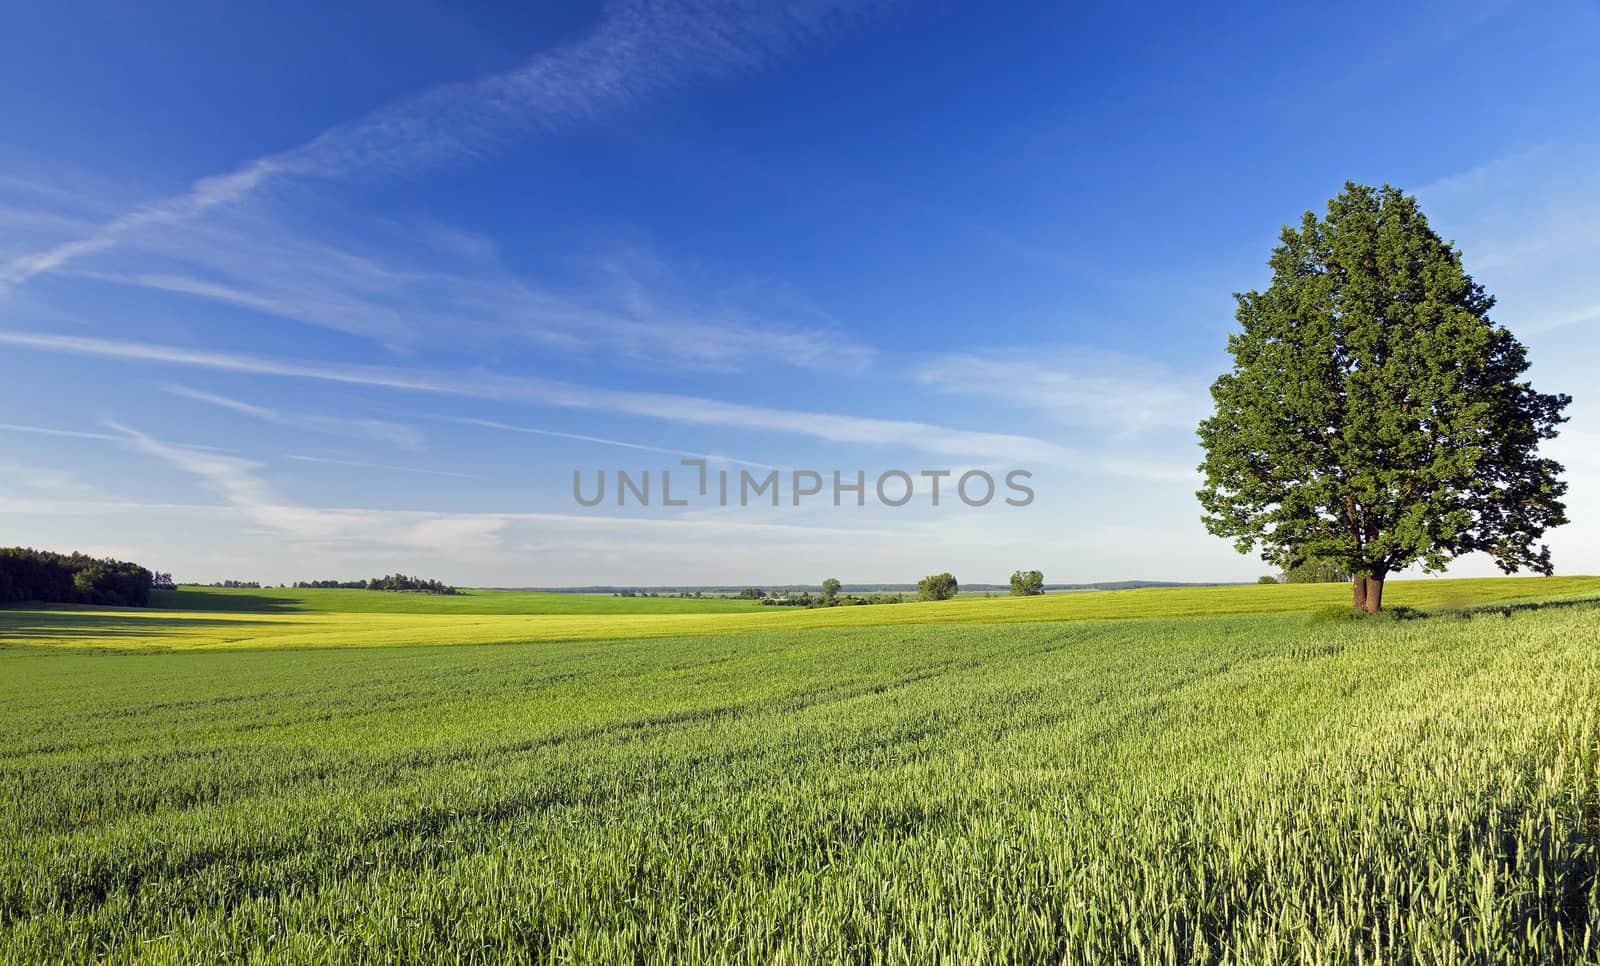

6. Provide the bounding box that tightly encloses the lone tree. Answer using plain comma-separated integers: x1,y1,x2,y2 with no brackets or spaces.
821,577,841,602
918,572,959,601
1010,569,1045,596
1198,183,1568,614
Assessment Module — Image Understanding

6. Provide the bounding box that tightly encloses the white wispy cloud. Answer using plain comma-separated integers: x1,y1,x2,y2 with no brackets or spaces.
91,423,926,565
162,384,424,450
442,416,785,471
914,348,1211,435
1415,141,1600,339
0,462,103,499
107,422,507,554
0,420,238,452
0,0,885,293
0,422,124,442
285,454,475,479
0,330,1097,468
58,208,875,371
0,489,925,541
0,2,882,375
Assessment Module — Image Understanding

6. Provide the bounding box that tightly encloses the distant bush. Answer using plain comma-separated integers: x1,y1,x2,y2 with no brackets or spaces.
1258,575,1280,584
0,547,152,607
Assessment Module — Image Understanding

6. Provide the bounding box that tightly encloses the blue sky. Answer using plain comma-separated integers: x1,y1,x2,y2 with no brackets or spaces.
2,0,1597,586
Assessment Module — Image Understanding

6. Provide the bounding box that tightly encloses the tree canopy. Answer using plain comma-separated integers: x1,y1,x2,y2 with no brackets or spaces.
1009,570,1045,596
1198,183,1568,612
918,573,959,601
0,547,153,607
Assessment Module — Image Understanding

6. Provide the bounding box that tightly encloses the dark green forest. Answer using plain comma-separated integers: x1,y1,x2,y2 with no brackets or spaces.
0,547,153,607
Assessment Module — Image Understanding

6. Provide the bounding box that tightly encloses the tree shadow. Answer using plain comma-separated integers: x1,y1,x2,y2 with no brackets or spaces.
0,612,278,642
149,589,304,613
1308,596,1600,625
1454,596,1600,619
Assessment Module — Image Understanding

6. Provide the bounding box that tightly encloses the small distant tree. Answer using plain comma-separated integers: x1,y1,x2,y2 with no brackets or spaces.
918,572,958,601
1198,183,1569,613
737,587,764,600
1009,570,1045,596
821,577,841,603
1257,575,1280,585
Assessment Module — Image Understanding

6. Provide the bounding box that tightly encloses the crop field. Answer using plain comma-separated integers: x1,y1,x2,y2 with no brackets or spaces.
3,579,1600,962
5,575,1599,651
149,587,766,615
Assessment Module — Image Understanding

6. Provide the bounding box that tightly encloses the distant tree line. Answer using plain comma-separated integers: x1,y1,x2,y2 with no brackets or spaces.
293,574,459,595
1280,560,1350,584
732,572,1042,606
758,590,906,607
732,581,906,608
205,580,263,589
0,547,153,607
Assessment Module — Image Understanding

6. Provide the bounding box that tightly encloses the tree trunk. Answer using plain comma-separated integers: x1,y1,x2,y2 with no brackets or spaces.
1363,575,1386,614
1351,574,1367,611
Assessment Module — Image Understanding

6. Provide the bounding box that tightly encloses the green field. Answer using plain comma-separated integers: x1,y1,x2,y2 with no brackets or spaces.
150,586,765,614
4,578,1600,961
6,575,1598,651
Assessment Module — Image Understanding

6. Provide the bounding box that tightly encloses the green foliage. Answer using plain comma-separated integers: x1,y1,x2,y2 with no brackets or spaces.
1258,575,1281,584
1009,569,1045,596
1198,183,1569,603
4,601,1600,960
761,591,815,607
295,576,458,592
821,577,841,602
736,587,764,600
917,572,958,601
1282,559,1350,584
363,574,458,594
0,546,152,607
